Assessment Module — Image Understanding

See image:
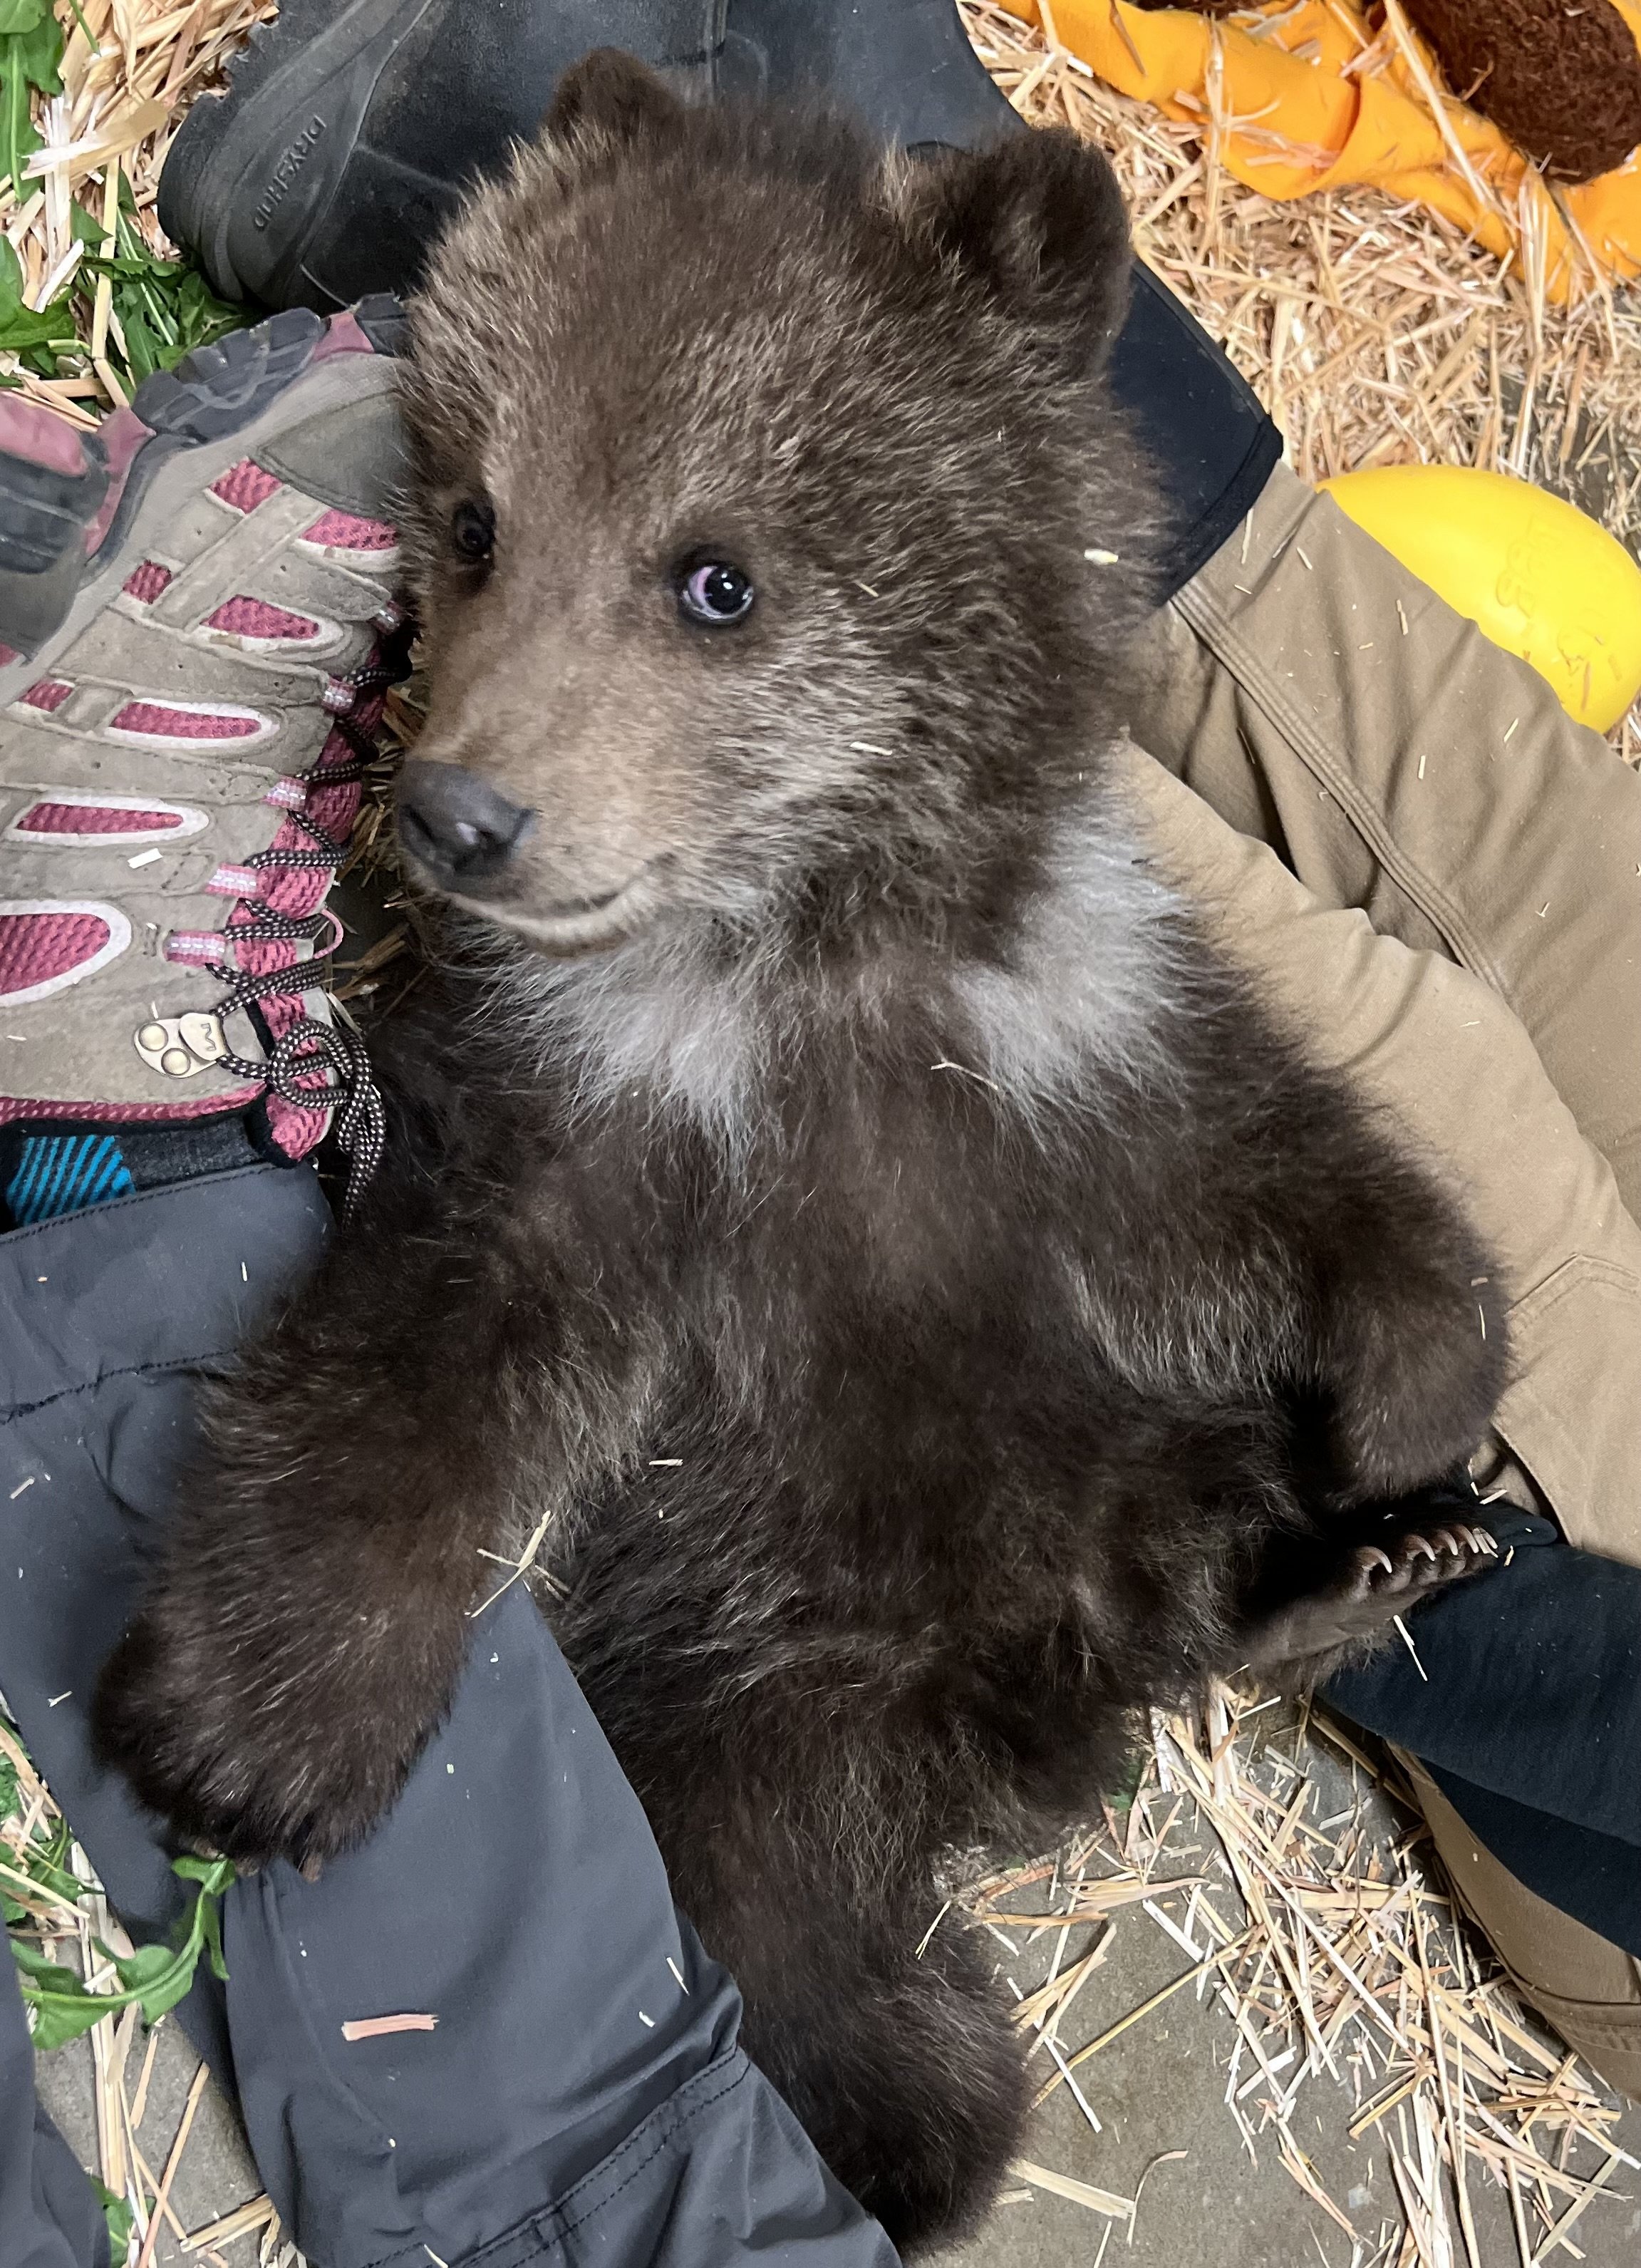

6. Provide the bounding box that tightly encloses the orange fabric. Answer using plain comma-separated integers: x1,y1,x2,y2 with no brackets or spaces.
997,0,1641,302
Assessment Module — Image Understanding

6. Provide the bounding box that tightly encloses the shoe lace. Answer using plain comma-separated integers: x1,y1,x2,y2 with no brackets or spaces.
202,602,415,1218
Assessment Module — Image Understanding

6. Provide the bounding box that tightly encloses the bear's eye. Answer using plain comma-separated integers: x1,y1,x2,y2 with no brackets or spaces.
450,499,496,567
678,559,755,627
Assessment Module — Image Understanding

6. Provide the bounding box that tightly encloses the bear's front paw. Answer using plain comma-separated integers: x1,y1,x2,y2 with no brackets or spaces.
93,1598,434,1872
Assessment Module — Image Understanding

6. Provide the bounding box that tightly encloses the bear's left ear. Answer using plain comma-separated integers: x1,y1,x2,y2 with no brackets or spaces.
543,48,688,153
894,129,1132,373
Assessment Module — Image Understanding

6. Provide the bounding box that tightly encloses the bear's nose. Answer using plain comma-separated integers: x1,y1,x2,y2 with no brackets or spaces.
397,760,535,890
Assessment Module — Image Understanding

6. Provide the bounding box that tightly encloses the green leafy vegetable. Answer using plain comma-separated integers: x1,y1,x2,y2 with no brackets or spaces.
0,234,73,369
72,191,244,384
0,0,63,200
8,1838,236,2050
90,2177,134,2259
0,11,247,397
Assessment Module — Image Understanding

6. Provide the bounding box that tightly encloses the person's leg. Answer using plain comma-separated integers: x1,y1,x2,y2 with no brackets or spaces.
1124,459,1641,1220
1399,1751,1641,2103
1322,1502,1641,1949
1,1952,107,2268
0,1172,896,2268
1113,737,1641,1567
0,1168,325,2267
225,1580,896,2268
1122,465,1641,2091
1114,737,1641,2095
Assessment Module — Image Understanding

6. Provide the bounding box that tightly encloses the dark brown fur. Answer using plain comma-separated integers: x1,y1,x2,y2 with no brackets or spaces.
1404,0,1641,182
95,63,1508,2248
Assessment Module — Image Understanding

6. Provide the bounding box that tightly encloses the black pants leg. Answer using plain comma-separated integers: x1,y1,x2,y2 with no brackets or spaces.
0,1169,896,2268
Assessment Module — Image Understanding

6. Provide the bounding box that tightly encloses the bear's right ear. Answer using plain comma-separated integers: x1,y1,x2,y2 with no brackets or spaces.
543,48,688,153
894,129,1132,376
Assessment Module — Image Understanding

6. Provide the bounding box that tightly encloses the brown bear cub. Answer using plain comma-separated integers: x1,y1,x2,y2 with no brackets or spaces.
96,53,1507,2248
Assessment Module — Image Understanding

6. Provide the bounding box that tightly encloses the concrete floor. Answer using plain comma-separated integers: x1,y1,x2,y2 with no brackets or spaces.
38,2016,266,2267
934,1737,1641,2268
940,1872,1641,2268
33,1721,1641,2267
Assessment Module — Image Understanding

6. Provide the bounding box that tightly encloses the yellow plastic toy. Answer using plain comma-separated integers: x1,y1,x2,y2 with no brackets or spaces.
1320,466,1641,733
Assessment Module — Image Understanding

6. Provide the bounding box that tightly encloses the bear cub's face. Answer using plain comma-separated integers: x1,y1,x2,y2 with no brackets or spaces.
397,51,1151,955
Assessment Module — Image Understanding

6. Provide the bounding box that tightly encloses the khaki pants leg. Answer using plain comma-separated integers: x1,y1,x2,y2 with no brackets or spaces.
1126,461,1641,1219
1101,721,1641,2086
1399,1752,1641,2101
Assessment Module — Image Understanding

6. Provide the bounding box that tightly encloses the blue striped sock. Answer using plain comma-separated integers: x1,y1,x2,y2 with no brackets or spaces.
4,1133,133,1225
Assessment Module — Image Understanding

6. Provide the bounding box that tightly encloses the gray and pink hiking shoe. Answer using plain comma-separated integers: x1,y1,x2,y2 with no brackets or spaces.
0,302,410,1227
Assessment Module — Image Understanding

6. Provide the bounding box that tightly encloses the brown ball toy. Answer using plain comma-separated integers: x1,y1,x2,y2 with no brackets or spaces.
1129,0,1641,182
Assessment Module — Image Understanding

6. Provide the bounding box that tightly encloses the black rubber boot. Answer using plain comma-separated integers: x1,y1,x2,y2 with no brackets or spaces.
159,0,1013,314
159,0,725,311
